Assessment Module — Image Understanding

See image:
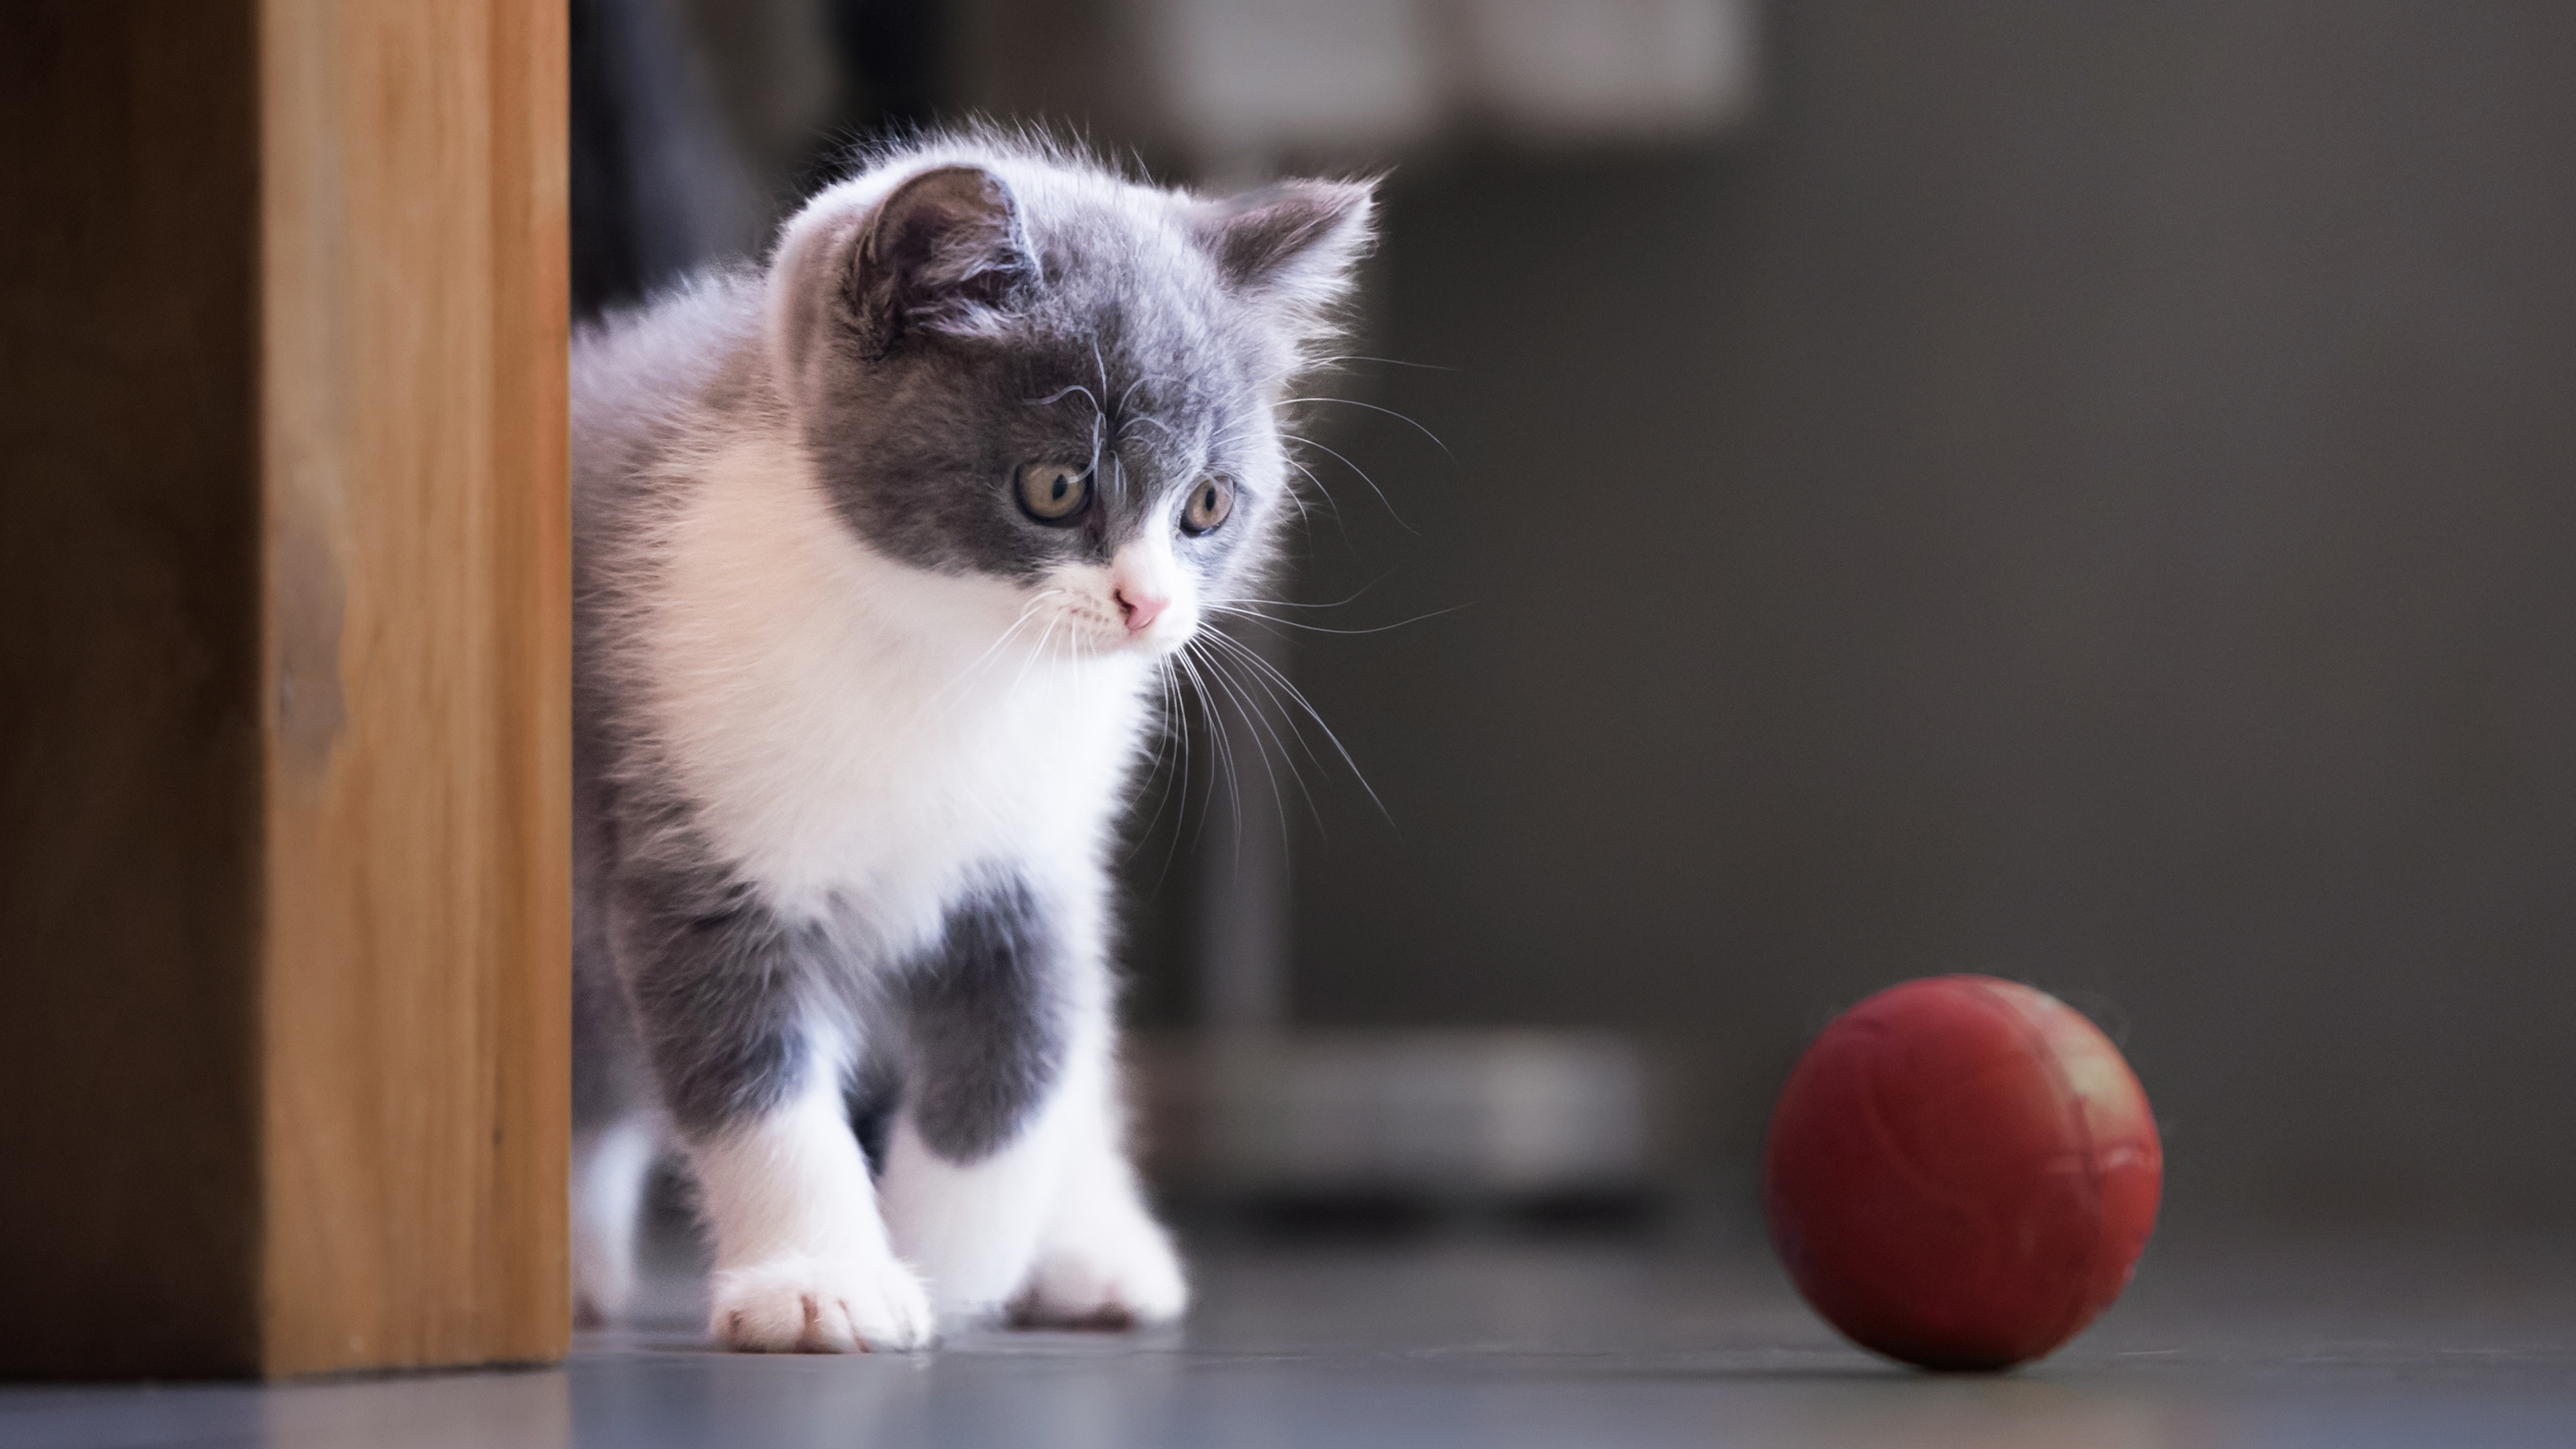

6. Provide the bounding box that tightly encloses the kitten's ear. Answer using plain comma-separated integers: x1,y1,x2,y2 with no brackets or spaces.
845,164,1038,353
1194,178,1377,317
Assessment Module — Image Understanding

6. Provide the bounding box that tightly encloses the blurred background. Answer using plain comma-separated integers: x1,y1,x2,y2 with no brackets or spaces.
575,0,2576,1240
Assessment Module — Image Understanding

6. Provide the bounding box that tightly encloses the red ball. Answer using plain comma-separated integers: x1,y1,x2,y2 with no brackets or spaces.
1763,975,2162,1371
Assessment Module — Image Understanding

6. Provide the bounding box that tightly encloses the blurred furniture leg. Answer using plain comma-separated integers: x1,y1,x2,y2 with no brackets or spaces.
0,1,570,1378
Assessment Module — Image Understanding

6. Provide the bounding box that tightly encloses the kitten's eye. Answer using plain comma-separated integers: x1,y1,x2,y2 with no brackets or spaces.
1181,477,1235,535
1016,462,1091,524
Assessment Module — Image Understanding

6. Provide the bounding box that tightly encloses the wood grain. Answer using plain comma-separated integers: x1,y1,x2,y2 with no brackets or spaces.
0,0,568,1378
260,0,572,1377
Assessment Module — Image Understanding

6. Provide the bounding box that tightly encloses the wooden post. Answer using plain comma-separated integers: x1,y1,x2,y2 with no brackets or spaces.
0,1,570,1379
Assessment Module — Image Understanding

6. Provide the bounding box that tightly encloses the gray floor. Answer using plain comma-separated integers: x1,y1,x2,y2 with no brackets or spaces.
11,1222,2576,1447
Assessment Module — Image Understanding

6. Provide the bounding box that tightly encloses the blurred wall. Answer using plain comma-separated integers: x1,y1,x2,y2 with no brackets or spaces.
1283,1,2576,1227
598,0,2576,1226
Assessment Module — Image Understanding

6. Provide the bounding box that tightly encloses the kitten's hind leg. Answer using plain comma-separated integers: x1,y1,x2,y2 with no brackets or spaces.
873,872,1083,1320
572,1114,659,1327
1010,1049,1188,1329
874,869,1179,1325
877,1101,1071,1318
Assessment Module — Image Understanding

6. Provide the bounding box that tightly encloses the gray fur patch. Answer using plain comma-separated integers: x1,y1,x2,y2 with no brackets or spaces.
894,871,1071,1163
608,853,837,1137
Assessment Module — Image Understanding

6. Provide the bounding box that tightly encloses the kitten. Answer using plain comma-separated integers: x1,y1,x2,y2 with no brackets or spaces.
568,133,1375,1351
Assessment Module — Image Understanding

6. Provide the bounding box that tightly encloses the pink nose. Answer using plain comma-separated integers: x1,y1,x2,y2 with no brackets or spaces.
1115,584,1169,633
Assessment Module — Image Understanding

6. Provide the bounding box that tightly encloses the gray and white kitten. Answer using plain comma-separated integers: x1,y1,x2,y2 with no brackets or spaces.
570,133,1374,1351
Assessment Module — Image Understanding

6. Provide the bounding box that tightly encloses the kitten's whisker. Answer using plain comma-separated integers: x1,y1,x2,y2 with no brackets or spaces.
1299,354,1462,375
915,591,1063,727
1230,578,1390,610
1195,632,1322,839
1203,414,1262,444
1195,637,1288,791
1256,356,1453,392
1191,648,1248,855
1173,643,1244,854
1028,384,1102,413
1167,653,1220,879
1203,610,1297,647
1194,629,1332,785
1144,660,1178,768
1164,650,1208,829
1128,663,1174,853
1170,645,1233,857
1196,626,1391,827
1205,601,1468,637
1140,657,1201,885
1277,396,1452,460
1008,612,1065,698
1283,430,1412,534
1277,453,1353,551
1191,642,1281,858
1277,452,1334,511
1127,660,1188,864
1045,623,1075,711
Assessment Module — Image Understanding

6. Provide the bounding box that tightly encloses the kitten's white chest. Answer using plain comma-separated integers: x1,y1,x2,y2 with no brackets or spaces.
636,438,1150,953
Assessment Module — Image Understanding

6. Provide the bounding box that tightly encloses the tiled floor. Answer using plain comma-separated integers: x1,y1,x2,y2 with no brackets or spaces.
12,1222,2576,1447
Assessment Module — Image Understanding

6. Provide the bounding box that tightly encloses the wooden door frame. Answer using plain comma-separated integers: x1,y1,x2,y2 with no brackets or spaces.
1,1,570,1379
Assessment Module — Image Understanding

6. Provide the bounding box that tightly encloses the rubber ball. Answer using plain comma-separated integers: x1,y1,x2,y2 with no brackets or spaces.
1763,975,2162,1370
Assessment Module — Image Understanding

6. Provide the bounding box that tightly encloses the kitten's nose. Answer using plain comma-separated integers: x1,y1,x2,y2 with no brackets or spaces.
1115,584,1169,633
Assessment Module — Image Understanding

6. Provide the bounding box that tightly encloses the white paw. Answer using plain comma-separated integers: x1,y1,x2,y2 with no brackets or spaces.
1012,1212,1189,1329
709,1254,935,1352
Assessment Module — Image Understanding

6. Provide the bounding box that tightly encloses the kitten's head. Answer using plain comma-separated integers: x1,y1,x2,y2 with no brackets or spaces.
766,138,1375,659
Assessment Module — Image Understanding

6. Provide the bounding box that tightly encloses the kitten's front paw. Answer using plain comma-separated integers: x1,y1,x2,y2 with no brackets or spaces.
1012,1211,1189,1330
710,1254,935,1352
